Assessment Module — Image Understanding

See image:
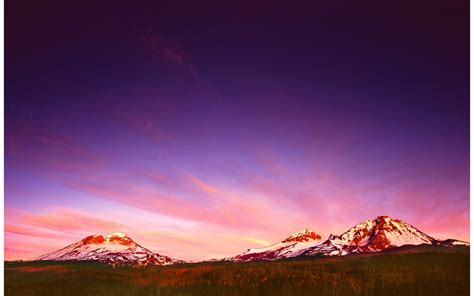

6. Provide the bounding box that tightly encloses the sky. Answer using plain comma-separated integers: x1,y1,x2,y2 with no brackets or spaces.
5,0,469,261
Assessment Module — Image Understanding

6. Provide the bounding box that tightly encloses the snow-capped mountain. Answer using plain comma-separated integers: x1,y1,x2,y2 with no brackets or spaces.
229,216,469,262
302,216,438,256
33,217,469,265
35,232,183,266
231,229,323,262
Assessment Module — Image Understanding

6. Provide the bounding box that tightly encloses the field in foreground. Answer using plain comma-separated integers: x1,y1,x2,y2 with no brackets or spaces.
5,246,469,296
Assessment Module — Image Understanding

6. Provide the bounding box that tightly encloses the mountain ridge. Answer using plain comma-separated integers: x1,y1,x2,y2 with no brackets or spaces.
35,232,184,266
33,216,469,265
228,215,469,262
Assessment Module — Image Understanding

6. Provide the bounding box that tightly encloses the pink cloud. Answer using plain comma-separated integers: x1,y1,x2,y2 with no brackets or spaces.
6,207,125,237
5,224,69,241
70,174,308,237
187,174,220,195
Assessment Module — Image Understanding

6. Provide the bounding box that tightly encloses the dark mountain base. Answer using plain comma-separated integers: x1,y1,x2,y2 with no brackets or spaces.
5,246,469,296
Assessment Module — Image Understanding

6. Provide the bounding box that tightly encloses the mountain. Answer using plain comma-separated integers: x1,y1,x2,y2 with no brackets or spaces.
230,216,469,262
34,232,183,266
33,217,469,265
230,229,323,262
302,216,435,256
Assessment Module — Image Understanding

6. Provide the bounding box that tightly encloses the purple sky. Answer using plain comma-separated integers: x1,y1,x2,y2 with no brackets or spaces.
5,0,469,260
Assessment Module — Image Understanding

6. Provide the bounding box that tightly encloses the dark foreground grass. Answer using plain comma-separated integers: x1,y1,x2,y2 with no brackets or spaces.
5,246,469,296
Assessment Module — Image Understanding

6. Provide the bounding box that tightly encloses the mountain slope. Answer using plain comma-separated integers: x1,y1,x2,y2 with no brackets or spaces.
302,216,467,256
35,232,183,266
231,229,323,262
229,216,469,262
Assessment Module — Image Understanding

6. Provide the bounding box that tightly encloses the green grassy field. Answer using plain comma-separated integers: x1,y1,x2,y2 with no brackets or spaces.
5,246,469,296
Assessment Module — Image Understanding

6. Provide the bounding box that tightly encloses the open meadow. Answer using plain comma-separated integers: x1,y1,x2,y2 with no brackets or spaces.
5,246,469,296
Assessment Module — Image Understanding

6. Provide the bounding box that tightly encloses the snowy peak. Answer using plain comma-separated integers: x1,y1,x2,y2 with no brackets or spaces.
230,216,468,261
282,229,322,243
81,233,135,246
335,215,435,251
230,228,323,262
35,233,183,266
302,216,440,257
104,232,135,245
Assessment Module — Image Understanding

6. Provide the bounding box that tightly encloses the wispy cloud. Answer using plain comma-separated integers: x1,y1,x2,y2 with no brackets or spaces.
6,119,107,175
187,174,220,195
241,237,271,246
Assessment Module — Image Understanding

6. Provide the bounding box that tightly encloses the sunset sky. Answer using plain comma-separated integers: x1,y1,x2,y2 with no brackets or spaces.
5,1,469,261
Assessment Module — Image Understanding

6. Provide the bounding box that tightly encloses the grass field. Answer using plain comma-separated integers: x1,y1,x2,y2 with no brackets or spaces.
5,246,469,296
